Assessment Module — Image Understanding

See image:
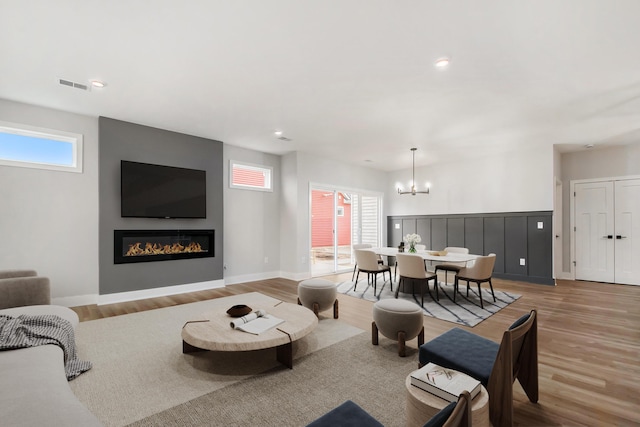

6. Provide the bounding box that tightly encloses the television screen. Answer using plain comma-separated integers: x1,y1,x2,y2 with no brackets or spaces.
121,160,206,218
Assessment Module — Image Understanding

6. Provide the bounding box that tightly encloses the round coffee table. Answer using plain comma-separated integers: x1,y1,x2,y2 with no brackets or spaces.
181,296,317,369
405,374,490,427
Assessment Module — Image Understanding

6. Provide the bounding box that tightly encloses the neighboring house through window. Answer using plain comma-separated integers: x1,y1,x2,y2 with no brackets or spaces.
229,160,272,191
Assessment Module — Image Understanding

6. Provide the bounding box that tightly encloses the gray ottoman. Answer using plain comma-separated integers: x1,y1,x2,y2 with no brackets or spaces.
297,278,338,318
372,299,424,357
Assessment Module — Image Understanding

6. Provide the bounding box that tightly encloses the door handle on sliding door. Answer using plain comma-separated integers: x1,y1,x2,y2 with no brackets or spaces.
616,235,627,239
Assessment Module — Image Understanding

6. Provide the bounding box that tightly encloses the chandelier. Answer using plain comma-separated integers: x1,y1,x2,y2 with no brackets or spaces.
397,148,430,195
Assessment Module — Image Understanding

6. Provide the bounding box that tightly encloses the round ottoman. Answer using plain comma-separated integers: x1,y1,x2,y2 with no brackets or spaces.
372,299,424,357
297,278,338,319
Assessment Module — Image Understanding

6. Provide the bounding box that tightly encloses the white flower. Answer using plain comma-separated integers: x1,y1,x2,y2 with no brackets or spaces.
404,233,421,245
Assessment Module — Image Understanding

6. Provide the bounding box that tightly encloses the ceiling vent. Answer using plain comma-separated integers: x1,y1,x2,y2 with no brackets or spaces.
58,78,90,91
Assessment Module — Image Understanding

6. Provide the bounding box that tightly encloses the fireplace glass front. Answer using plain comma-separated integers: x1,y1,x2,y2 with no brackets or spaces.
114,229,214,264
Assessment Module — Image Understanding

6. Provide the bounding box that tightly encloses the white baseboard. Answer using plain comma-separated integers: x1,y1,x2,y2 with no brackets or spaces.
279,271,311,282
52,294,99,308
224,271,281,285
97,279,225,305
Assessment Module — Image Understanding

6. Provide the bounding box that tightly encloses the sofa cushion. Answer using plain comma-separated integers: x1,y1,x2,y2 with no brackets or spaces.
0,345,102,426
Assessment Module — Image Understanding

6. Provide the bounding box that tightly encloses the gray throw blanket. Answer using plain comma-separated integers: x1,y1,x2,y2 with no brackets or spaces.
0,314,92,380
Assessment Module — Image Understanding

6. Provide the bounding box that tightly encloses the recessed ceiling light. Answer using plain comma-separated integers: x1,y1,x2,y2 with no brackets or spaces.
585,144,595,149
90,80,106,88
434,57,450,68
364,159,373,163
274,130,283,137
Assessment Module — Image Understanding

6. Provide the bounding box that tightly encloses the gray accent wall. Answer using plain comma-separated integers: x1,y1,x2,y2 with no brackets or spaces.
388,211,554,285
99,117,223,295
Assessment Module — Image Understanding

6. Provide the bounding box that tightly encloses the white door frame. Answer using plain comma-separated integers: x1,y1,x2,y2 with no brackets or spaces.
570,174,640,281
308,182,384,277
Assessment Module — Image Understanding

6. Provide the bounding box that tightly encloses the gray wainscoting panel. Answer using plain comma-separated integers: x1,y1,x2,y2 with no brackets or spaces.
388,211,554,285
388,218,404,248
402,219,416,236
464,217,484,257
447,218,464,247
416,218,431,247
505,216,528,276
527,216,553,280
484,217,505,274
431,218,447,250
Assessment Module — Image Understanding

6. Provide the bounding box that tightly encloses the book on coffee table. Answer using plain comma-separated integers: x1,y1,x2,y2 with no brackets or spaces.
410,363,481,402
231,313,284,335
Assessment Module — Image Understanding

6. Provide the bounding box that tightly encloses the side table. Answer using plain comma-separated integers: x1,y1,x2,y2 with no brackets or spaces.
405,375,491,427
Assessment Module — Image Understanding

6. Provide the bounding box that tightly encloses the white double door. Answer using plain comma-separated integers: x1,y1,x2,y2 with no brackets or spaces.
574,178,640,285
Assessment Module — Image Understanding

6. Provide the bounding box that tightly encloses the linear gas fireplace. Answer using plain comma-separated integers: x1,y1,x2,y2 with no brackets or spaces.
114,229,214,264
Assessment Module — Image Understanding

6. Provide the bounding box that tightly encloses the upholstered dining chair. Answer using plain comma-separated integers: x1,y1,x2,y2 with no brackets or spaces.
351,243,383,281
434,247,469,286
395,253,438,307
454,253,496,308
419,309,539,427
354,249,391,297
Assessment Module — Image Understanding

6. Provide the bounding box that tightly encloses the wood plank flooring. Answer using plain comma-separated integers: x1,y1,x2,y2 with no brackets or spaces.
71,275,640,426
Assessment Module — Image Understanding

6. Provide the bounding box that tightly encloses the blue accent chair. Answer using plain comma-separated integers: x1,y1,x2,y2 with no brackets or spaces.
307,392,472,427
419,310,539,427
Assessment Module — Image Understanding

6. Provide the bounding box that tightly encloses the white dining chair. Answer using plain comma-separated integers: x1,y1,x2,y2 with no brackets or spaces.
395,253,437,306
351,243,383,281
454,253,497,308
354,249,391,296
434,247,470,286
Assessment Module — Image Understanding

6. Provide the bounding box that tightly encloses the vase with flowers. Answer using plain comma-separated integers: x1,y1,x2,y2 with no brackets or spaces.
404,233,421,253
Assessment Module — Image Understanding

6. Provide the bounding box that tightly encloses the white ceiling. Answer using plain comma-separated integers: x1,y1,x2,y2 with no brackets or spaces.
1,0,639,172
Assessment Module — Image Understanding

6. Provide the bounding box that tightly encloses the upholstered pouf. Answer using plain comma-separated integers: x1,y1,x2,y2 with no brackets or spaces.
297,278,338,319
372,299,424,357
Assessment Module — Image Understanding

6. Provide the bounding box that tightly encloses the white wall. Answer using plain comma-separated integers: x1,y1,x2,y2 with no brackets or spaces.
280,152,388,279
386,145,555,216
223,145,281,284
0,99,99,304
559,143,640,274
561,144,640,180
279,152,299,277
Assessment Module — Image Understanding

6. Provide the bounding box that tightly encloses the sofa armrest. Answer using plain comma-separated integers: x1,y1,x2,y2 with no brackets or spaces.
0,276,51,309
0,269,38,280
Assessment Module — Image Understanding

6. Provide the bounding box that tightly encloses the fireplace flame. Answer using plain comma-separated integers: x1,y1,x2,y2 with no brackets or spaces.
125,241,205,257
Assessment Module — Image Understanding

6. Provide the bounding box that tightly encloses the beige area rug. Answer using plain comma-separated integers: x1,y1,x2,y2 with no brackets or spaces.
69,292,363,427
130,333,417,427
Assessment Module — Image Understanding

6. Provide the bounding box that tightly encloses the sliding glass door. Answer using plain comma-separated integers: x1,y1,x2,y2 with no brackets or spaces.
310,185,382,276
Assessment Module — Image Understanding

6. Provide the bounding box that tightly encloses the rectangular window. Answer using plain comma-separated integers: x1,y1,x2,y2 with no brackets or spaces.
230,160,272,191
0,121,83,173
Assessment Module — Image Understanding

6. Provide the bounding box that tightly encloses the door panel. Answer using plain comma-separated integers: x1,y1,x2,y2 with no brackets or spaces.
614,179,640,285
575,182,614,282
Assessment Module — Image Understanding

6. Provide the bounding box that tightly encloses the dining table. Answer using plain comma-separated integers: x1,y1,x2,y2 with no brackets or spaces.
368,247,478,282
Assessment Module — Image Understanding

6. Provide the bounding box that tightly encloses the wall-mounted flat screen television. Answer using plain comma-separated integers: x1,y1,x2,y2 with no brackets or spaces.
121,160,206,218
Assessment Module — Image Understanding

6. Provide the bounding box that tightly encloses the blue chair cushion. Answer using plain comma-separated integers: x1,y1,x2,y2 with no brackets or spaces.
422,401,457,427
509,312,531,330
306,400,383,427
418,327,499,387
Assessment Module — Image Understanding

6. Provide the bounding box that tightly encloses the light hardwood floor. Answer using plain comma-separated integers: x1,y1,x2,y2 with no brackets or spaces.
71,275,640,426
